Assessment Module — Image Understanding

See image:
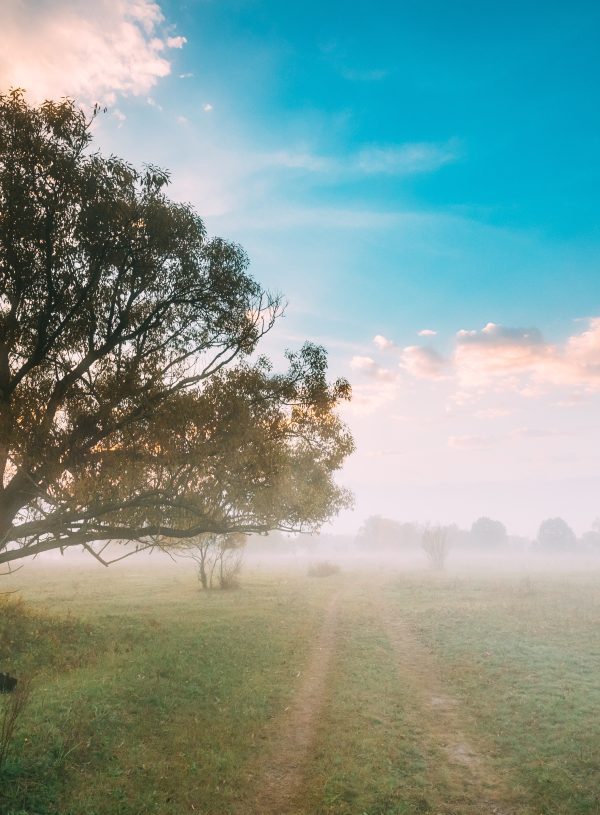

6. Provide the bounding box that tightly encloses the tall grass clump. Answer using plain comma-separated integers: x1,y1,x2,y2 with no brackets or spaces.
0,677,31,772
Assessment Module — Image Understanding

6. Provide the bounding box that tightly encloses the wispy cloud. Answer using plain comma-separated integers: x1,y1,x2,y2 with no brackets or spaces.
353,143,458,175
473,407,513,419
250,141,459,180
0,0,185,104
350,355,395,381
448,434,498,450
448,426,568,450
400,345,449,379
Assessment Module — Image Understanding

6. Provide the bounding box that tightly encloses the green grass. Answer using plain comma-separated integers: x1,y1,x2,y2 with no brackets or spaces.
384,573,600,815
1,562,330,814
1,562,599,814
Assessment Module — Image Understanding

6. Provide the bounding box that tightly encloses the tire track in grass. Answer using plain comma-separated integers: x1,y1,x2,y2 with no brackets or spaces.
240,592,340,815
380,606,522,815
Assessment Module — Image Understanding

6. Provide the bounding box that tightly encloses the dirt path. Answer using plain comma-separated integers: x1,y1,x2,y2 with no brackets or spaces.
240,593,340,815
380,607,521,815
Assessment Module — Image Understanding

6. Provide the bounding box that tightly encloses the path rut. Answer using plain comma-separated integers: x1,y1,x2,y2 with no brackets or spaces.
380,607,521,815
240,593,340,815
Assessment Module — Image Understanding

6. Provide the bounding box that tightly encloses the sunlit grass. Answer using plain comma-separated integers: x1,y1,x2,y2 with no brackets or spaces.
1,563,328,814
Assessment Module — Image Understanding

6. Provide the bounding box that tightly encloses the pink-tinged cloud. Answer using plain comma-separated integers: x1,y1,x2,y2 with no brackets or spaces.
447,426,563,450
453,318,600,391
391,317,600,395
418,328,437,336
373,334,395,350
400,345,448,379
562,317,600,379
0,0,185,104
454,322,548,386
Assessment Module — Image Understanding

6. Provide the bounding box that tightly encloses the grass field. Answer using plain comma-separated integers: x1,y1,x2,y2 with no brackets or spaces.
1,560,599,814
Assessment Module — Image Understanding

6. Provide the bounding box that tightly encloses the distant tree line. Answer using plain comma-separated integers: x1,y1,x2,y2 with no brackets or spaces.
245,515,600,576
354,515,600,554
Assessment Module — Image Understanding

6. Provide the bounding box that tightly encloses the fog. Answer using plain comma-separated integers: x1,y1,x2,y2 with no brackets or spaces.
17,510,600,580
243,529,600,577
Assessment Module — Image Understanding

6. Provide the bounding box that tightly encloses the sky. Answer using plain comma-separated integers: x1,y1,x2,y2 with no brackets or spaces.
2,0,600,537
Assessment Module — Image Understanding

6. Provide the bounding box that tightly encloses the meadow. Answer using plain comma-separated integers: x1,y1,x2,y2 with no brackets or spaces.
1,558,599,814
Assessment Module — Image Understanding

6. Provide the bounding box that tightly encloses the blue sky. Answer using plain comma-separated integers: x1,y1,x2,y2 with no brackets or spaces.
2,0,600,536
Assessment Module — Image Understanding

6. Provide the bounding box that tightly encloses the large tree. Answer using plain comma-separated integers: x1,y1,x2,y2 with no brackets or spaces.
0,90,354,568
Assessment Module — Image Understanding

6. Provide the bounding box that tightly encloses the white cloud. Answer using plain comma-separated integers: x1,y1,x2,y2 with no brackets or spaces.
0,0,185,104
418,328,437,337
203,103,214,112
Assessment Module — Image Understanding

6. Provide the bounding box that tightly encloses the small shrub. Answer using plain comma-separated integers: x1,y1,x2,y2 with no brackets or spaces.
175,533,245,590
307,561,341,578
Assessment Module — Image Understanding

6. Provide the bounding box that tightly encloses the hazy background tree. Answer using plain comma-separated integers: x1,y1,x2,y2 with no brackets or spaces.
0,90,354,568
470,516,508,548
536,518,577,551
421,525,449,570
579,519,600,553
445,523,471,549
356,516,420,550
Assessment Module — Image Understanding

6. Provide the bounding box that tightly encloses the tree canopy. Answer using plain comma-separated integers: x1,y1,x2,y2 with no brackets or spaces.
0,90,354,567
470,516,507,547
536,518,577,551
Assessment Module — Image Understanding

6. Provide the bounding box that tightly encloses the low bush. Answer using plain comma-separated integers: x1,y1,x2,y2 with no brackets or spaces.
307,561,341,578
